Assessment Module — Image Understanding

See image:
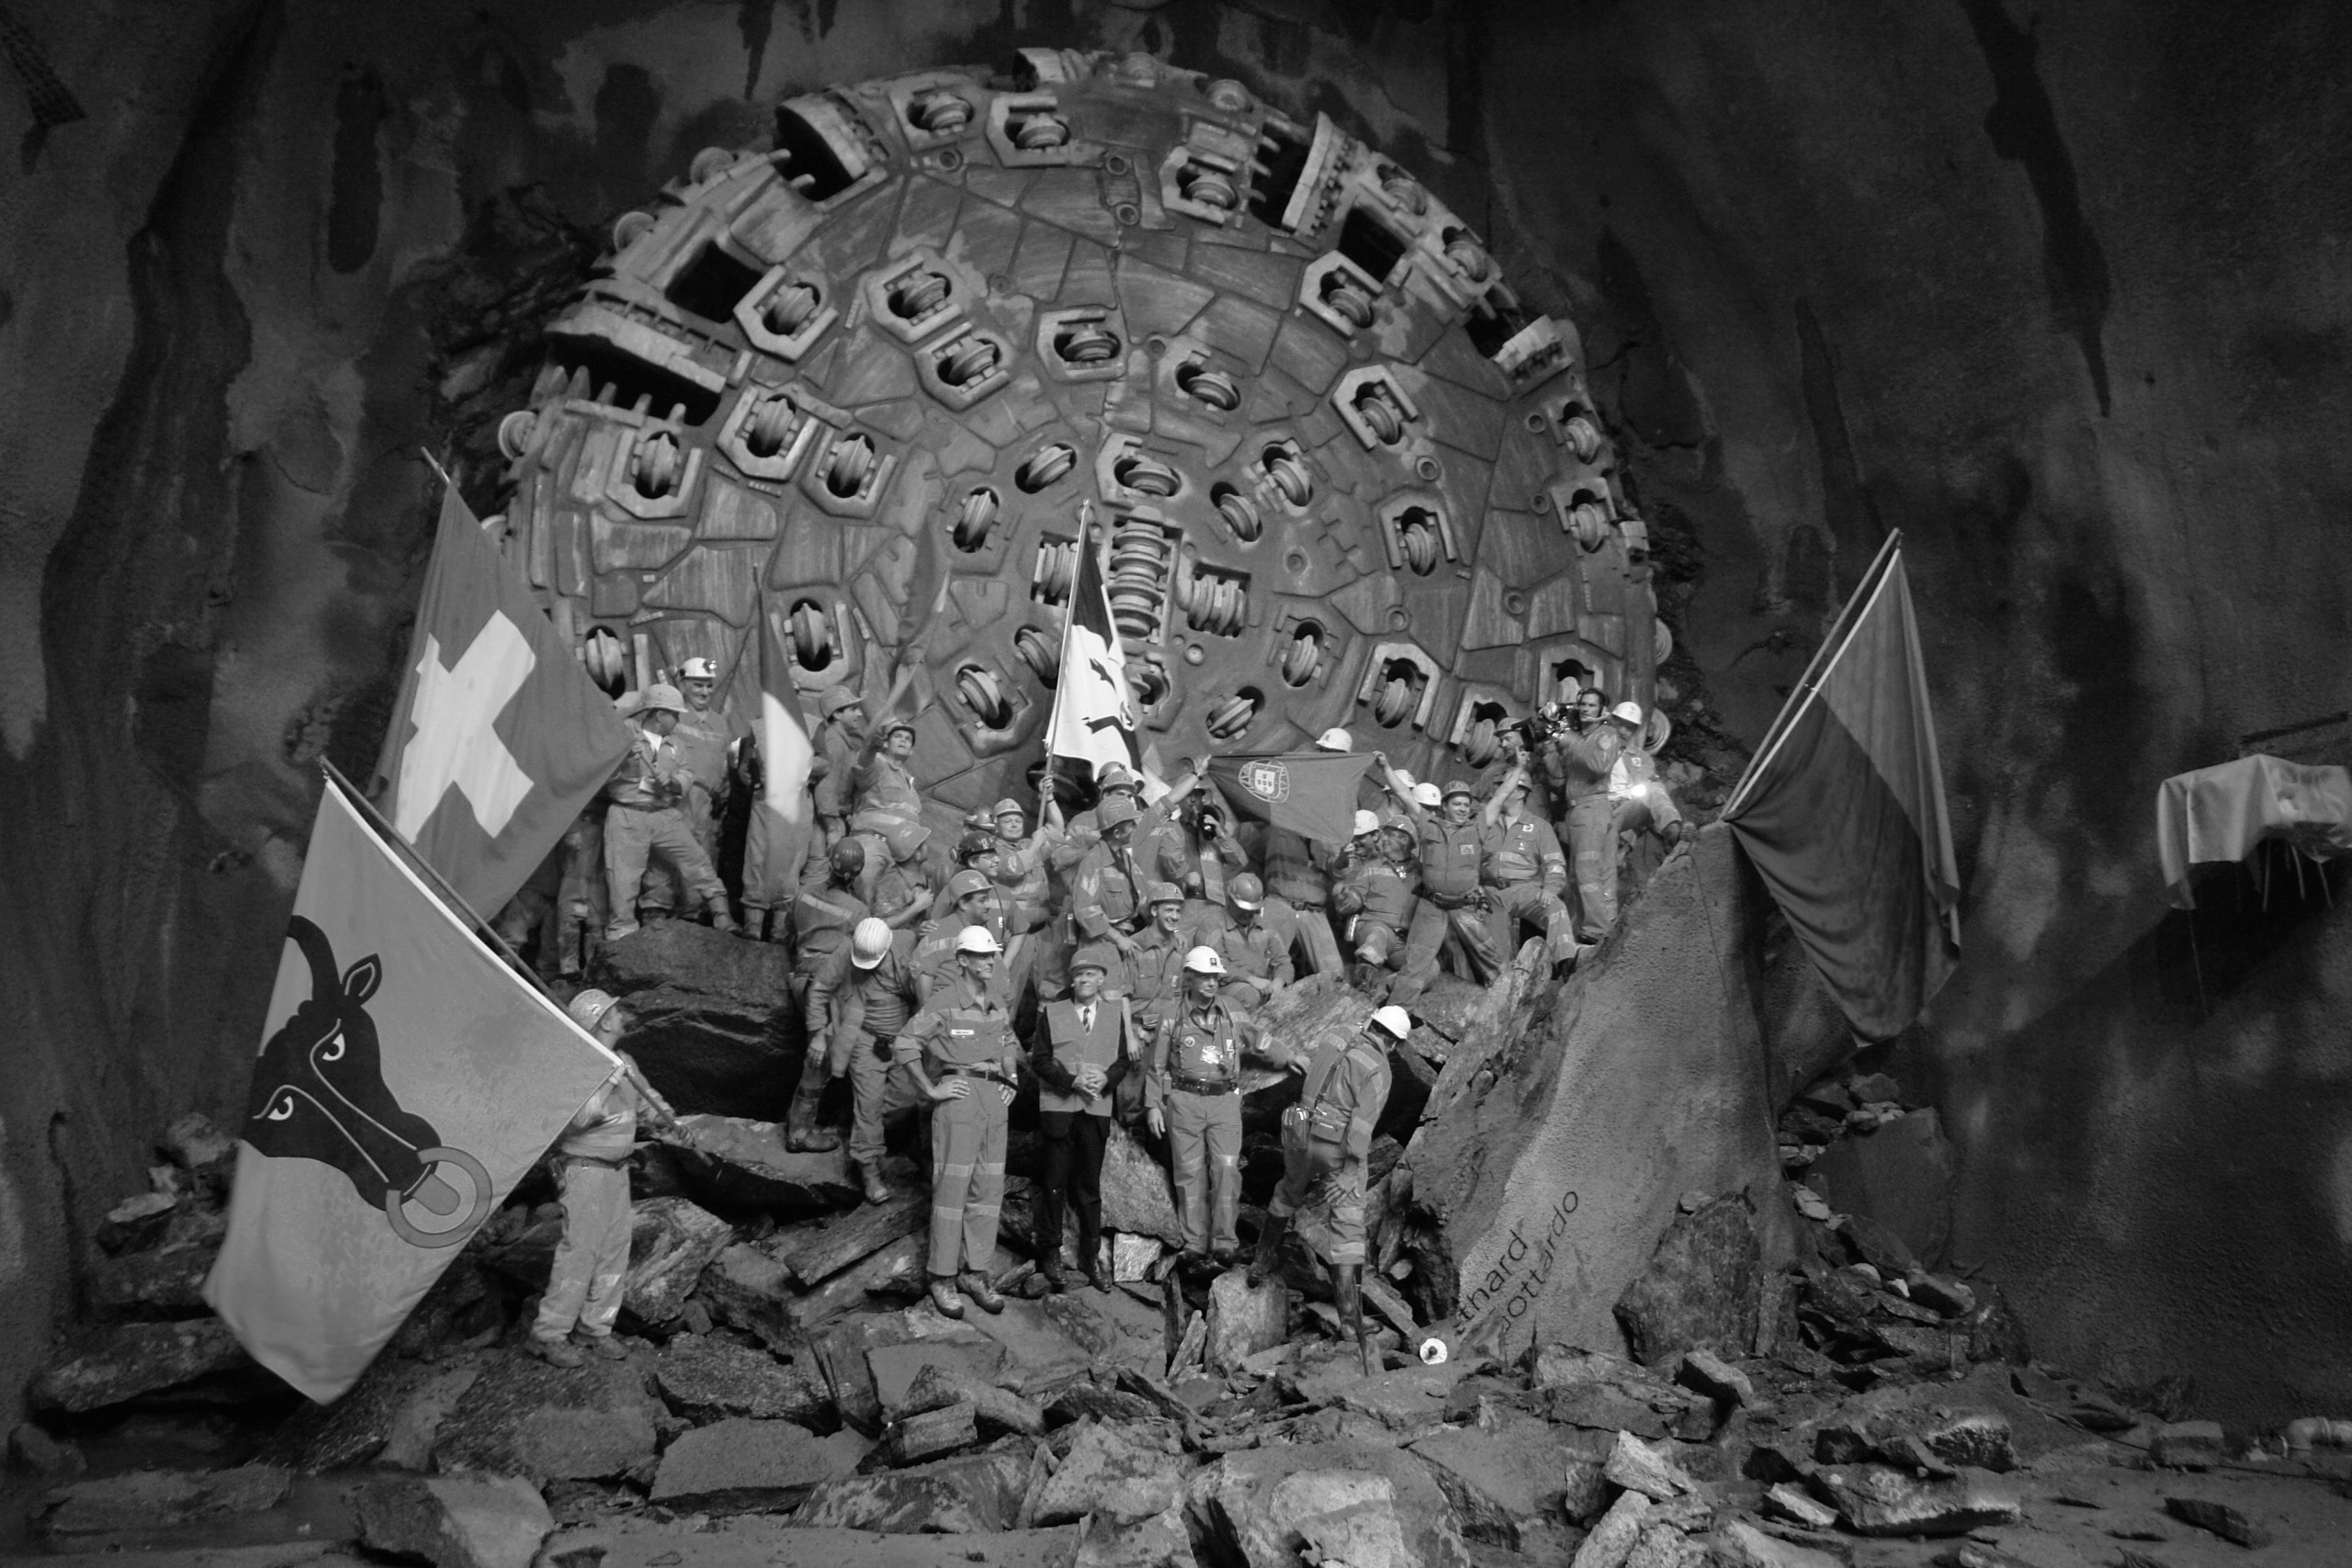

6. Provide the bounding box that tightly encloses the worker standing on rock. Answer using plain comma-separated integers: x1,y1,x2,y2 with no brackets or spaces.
896,926,1021,1317
1386,767,1491,1002
913,868,1023,1004
1147,946,1293,1271
1254,1004,1402,1372
1031,942,1124,1292
1189,872,1294,1016
1043,793,1148,1002
603,683,734,941
528,989,686,1366
808,686,866,850
1478,759,1576,971
668,657,744,885
1556,691,1631,943
1331,813,1431,1002
789,840,870,1007
812,917,927,1196
852,715,924,822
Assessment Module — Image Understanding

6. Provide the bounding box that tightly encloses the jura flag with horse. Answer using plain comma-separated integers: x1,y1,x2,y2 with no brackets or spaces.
1721,533,1962,1040
203,775,621,1402
1044,502,1140,778
374,484,633,919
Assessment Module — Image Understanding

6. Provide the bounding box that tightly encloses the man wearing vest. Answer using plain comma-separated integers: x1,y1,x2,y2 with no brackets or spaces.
1330,813,1432,1002
1253,1004,1403,1372
1032,943,1126,1292
1189,872,1295,1015
896,926,1022,1317
814,917,928,1201
604,683,735,941
1146,947,1295,1269
1384,762,1487,1004
1478,759,1577,972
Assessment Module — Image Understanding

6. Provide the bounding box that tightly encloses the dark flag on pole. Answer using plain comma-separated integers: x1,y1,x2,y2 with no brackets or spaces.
373,487,633,919
1720,533,1961,1041
1204,751,1373,845
1043,502,1140,778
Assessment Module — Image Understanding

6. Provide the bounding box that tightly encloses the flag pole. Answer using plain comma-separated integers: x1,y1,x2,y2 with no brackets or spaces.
319,759,557,1005
1720,529,1904,821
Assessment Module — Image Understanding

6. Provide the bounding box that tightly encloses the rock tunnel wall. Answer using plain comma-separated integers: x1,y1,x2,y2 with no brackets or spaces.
3,0,2349,1427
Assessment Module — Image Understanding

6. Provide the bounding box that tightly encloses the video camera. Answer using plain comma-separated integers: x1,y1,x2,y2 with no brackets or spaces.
1506,701,1578,752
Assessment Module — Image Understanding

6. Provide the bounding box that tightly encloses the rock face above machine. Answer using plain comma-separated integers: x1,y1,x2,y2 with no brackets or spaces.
492,48,1660,802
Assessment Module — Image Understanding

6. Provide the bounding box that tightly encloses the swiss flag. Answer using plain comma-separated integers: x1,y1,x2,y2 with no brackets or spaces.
372,487,633,919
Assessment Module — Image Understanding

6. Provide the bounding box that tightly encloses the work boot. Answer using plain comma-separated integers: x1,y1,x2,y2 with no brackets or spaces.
705,897,738,934
783,1070,841,1153
927,1276,966,1319
571,1331,629,1361
1210,1246,1242,1272
1035,1257,1067,1293
959,1270,1006,1314
1085,1261,1114,1293
1249,1216,1288,1285
524,1334,585,1369
859,1164,892,1205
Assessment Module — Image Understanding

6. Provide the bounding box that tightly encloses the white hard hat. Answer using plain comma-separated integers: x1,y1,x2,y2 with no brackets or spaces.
1182,944,1227,976
1315,727,1353,752
955,925,1004,955
1411,782,1442,809
1369,1005,1412,1041
679,657,718,681
1352,809,1381,837
1611,701,1645,727
568,988,620,1030
851,918,892,969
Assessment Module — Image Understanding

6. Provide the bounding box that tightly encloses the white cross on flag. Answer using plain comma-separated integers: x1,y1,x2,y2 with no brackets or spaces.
374,488,633,919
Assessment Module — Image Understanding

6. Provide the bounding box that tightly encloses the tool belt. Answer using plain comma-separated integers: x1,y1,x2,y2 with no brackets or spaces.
1423,889,1477,910
1169,1071,1239,1097
868,1031,898,1059
610,797,679,813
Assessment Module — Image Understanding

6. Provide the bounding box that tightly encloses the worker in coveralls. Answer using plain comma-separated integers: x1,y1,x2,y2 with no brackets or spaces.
897,926,1021,1318
1146,946,1293,1269
1253,1006,1402,1359
1031,942,1125,1292
604,683,734,940
527,989,687,1366
1477,759,1576,972
1387,771,1490,1001
811,917,925,1204
1331,814,1430,1001
1555,694,1631,943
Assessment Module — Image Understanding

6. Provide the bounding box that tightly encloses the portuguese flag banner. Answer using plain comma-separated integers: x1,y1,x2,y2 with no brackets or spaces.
1204,751,1372,846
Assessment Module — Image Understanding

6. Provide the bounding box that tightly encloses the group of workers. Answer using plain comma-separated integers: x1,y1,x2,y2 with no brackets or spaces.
506,665,1683,1353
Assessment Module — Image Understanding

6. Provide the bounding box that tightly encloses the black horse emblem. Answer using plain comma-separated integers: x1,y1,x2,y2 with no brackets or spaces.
243,916,491,1247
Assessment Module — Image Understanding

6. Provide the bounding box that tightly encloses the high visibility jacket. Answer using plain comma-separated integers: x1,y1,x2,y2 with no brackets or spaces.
1035,998,1121,1116
1483,815,1566,893
1416,818,1487,902
898,980,1018,1078
1261,827,1331,907
1148,1000,1250,1107
1295,1033,1391,1168
557,1073,648,1161
1070,840,1147,939
605,728,687,810
1555,727,1624,803
816,931,924,1039
793,885,870,978
852,750,922,820
1335,858,1418,928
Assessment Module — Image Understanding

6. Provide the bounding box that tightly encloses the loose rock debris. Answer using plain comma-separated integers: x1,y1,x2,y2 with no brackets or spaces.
18,1083,2352,1568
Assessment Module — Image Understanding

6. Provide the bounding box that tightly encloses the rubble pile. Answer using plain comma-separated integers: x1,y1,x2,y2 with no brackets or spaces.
15,1002,2351,1564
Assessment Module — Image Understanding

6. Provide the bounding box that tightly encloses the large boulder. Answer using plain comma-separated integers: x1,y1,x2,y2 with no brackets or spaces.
623,1196,735,1326
653,1334,832,1427
1408,1419,1592,1550
1100,1120,1183,1245
430,1347,662,1483
82,1238,220,1318
28,1318,260,1412
597,924,802,1118
1204,1272,1287,1374
352,1473,553,1568
1187,1440,1470,1568
649,1417,870,1512
789,1449,1031,1533
1611,1192,1764,1367
1034,1420,1193,1527
1406,828,1794,1363
258,1352,484,1472
672,1116,862,1215
33,1465,288,1540
1804,1109,1957,1270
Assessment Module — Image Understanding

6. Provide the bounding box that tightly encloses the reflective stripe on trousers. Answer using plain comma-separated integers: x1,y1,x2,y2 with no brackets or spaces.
1166,1088,1241,1255
533,1158,632,1340
928,1088,1007,1276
